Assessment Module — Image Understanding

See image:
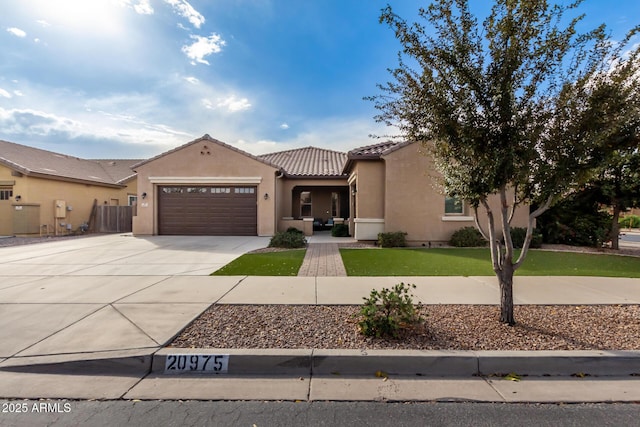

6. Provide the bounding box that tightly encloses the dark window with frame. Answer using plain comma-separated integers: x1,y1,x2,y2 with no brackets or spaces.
0,188,13,201
300,191,312,217
445,196,464,215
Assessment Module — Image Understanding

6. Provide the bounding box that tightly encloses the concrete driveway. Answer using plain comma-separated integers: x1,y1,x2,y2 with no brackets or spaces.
0,233,270,398
0,233,269,276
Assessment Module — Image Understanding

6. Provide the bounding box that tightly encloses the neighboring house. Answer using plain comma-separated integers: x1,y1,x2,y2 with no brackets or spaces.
132,134,529,243
0,140,140,236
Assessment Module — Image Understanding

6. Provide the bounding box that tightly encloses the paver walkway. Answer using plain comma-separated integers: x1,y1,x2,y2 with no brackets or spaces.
297,243,347,276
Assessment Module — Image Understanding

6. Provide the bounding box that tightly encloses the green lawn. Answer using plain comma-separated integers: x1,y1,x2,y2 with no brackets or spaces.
340,248,640,277
211,249,306,276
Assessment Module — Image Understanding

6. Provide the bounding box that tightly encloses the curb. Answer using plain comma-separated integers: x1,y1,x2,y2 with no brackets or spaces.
154,349,640,377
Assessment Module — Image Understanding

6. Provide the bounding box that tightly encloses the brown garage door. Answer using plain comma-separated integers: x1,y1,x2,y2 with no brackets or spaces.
158,186,257,235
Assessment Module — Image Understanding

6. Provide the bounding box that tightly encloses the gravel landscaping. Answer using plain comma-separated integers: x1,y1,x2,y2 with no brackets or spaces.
170,304,640,351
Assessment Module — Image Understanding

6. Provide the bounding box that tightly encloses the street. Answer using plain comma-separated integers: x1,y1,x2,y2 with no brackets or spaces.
1,400,639,427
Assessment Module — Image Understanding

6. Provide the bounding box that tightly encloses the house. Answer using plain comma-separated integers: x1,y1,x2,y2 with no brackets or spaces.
0,139,140,236
132,134,529,243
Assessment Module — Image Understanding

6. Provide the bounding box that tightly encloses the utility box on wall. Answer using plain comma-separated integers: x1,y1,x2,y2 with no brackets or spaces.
55,200,66,219
13,204,41,235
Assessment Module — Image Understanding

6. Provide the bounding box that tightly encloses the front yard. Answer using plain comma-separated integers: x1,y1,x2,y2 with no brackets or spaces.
212,247,640,277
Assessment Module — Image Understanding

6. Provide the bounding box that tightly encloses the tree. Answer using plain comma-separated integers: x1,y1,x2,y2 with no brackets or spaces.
591,148,640,249
369,0,640,325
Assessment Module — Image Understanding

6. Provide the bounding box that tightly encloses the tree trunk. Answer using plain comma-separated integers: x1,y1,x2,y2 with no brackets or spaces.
497,265,515,326
610,204,621,250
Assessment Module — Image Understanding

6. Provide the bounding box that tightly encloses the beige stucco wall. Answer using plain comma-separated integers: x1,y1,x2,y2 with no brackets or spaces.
0,164,136,236
132,139,279,236
382,143,529,244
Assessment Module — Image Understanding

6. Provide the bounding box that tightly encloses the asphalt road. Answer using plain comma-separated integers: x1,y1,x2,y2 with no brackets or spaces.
620,232,640,243
2,400,639,427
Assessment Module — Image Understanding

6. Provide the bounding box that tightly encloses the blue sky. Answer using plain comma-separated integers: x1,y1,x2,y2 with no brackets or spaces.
0,1,638,159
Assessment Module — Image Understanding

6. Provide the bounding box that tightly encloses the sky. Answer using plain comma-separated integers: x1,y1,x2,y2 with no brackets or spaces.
0,0,638,159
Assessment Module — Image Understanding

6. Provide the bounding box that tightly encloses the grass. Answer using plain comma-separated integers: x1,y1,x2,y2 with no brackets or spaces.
211,249,306,276
340,248,640,277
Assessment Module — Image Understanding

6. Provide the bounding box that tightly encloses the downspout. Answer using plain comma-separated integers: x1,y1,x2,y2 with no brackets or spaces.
274,170,284,234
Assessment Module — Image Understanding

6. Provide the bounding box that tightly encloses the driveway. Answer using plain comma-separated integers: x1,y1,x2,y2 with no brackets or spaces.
0,233,269,398
0,233,269,276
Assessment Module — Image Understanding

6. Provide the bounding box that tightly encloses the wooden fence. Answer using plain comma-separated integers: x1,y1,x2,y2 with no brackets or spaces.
93,205,134,233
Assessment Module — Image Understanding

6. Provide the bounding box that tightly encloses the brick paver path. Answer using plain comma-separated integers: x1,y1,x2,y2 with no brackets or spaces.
297,243,347,276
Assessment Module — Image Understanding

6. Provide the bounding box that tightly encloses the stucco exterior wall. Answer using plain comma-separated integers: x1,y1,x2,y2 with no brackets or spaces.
382,143,529,244
0,164,135,236
132,139,278,236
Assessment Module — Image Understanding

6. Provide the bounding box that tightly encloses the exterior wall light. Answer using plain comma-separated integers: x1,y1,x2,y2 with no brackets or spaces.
263,193,269,200
15,195,21,202
142,192,147,199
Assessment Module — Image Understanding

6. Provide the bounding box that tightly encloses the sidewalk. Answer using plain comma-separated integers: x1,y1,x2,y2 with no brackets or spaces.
0,234,639,402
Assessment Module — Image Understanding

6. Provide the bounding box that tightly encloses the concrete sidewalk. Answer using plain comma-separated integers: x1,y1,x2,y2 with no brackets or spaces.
1,233,639,402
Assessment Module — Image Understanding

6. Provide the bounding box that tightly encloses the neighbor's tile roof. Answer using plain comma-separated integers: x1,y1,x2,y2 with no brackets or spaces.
0,139,141,187
259,146,348,177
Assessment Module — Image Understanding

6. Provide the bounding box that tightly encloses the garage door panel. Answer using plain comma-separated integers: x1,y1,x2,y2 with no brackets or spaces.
158,186,257,235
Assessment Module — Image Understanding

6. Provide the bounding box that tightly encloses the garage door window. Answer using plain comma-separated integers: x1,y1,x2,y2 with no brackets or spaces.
235,187,255,194
211,187,231,194
187,187,208,193
162,187,184,193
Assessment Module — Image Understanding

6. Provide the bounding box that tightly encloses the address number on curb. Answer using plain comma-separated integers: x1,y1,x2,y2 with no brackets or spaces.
164,354,229,374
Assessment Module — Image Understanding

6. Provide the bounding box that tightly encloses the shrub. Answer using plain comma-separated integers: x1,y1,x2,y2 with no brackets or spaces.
378,231,407,248
509,227,543,249
331,223,349,237
286,227,304,234
449,227,486,247
269,231,307,248
619,215,640,229
356,283,423,338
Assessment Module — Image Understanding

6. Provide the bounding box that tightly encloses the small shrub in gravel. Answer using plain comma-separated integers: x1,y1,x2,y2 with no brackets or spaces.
449,227,487,247
269,231,307,248
357,282,423,338
378,231,407,247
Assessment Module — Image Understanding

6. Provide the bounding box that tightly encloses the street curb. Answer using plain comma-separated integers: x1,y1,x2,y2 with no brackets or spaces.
154,349,640,377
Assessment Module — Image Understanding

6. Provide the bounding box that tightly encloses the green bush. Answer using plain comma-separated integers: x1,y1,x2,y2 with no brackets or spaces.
286,227,304,234
449,227,487,247
509,227,543,249
619,215,640,228
331,223,350,237
269,231,307,248
378,231,407,248
356,283,423,338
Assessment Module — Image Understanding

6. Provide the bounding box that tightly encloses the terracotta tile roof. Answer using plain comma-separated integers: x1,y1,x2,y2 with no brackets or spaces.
342,140,413,173
347,140,409,158
0,139,140,187
259,146,348,177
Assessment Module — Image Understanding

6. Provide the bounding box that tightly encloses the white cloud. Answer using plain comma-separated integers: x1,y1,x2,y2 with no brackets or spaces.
6,27,26,38
280,123,290,130
182,33,225,65
201,98,213,109
217,95,251,112
183,76,199,84
164,0,205,28
0,88,12,98
134,0,154,15
36,20,51,27
13,90,24,97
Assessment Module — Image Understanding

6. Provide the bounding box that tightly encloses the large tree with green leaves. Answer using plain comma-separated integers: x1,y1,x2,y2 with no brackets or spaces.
369,0,640,324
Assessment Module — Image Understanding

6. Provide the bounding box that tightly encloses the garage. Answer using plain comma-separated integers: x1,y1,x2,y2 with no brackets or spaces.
158,186,257,235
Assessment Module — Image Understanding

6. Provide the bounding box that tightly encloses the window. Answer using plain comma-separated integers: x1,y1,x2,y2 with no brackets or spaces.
128,195,138,206
331,192,339,217
445,196,464,215
300,191,312,217
234,187,255,194
187,187,207,193
211,187,231,194
162,187,184,193
0,188,12,201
